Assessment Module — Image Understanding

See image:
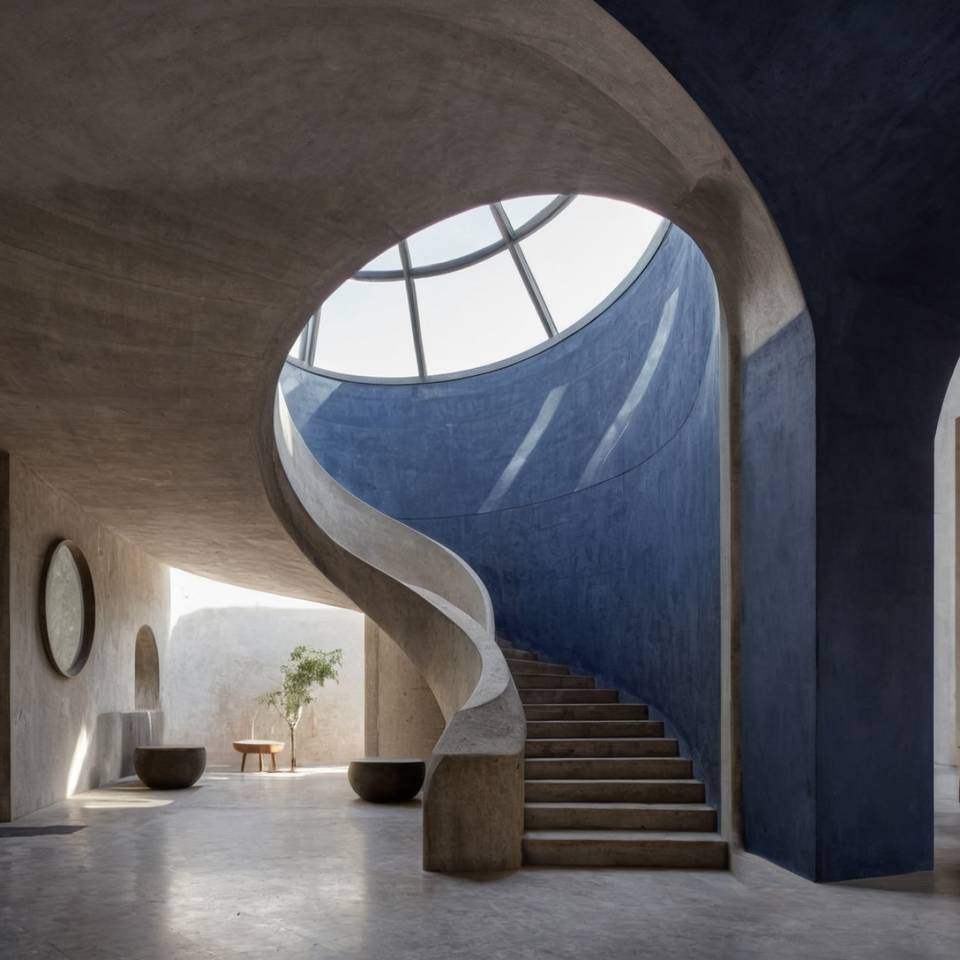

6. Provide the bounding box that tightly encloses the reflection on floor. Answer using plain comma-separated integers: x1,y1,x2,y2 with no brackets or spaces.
0,764,957,960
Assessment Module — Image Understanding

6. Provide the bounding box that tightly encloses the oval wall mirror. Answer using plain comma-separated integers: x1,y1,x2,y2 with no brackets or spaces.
40,539,96,678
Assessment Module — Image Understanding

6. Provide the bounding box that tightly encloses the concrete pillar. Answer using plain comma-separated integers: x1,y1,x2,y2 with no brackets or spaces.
364,618,444,759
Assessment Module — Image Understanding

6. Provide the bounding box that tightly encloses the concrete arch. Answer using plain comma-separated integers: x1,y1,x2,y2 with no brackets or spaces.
0,1,810,869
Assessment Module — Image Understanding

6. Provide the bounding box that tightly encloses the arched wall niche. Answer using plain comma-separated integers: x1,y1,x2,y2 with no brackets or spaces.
134,625,160,711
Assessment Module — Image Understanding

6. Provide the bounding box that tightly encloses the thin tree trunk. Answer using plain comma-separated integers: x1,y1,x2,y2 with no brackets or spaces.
289,722,297,771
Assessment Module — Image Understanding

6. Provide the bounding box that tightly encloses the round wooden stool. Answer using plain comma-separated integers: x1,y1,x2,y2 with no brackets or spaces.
232,739,284,772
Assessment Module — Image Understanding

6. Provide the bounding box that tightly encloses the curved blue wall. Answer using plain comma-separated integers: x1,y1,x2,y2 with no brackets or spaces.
282,227,722,803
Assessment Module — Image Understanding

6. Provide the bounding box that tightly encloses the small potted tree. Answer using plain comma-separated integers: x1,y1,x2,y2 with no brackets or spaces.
258,645,342,771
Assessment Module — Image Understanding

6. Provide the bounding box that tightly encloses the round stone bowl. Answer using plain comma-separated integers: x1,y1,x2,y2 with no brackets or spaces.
347,758,426,803
134,745,206,789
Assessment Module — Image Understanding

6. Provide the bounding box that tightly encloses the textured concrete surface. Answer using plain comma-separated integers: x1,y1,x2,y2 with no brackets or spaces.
0,766,956,960
0,0,802,610
364,619,444,761
284,226,722,806
5,454,169,820
163,585,364,767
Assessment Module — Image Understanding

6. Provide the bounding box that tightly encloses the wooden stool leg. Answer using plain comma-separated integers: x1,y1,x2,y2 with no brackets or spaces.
258,752,263,772
241,752,247,773
271,753,278,772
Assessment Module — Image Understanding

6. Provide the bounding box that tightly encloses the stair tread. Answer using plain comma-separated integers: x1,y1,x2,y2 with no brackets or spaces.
527,757,690,764
523,830,724,843
525,737,674,744
506,659,566,667
525,802,713,811
526,778,702,785
528,720,663,728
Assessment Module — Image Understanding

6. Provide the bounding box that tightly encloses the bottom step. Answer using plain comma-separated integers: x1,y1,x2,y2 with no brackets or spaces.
522,830,727,868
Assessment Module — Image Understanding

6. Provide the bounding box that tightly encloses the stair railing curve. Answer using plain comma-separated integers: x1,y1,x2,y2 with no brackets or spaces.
263,388,525,871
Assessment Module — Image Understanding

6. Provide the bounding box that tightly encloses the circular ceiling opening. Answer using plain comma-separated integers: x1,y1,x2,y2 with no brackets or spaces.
288,194,666,382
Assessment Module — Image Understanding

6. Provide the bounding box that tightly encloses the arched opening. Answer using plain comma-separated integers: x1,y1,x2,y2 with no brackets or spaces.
250,4,810,871
134,625,160,711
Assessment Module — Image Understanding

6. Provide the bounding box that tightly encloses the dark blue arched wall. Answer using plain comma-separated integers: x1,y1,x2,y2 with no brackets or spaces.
598,0,953,883
282,227,723,806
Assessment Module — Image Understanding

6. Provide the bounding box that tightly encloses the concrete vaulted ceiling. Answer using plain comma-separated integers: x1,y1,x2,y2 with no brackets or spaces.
0,0,802,603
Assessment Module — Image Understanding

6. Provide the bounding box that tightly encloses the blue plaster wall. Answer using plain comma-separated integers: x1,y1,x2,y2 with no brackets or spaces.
741,314,817,879
282,227,723,806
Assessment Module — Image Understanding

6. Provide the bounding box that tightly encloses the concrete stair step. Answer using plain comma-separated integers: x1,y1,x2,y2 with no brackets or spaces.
524,737,679,758
520,688,618,704
524,802,717,832
498,646,537,661
506,659,569,676
522,830,727,868
524,703,647,721
525,719,663,738
524,779,705,804
514,674,595,689
525,757,692,780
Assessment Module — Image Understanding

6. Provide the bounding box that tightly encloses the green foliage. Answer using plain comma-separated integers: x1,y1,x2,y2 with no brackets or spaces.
258,645,343,730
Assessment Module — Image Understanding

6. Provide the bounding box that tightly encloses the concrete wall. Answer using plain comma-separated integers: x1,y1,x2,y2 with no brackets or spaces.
283,226,723,804
3,453,169,820
365,618,444,760
163,570,364,767
934,365,960,769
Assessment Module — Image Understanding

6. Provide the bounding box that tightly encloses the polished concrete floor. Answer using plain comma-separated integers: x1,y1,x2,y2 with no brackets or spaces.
0,765,958,960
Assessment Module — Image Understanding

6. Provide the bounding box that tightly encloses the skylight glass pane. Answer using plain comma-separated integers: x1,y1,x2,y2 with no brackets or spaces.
406,205,501,267
287,326,306,360
501,194,559,231
360,244,401,271
416,250,547,376
520,196,663,331
313,280,418,378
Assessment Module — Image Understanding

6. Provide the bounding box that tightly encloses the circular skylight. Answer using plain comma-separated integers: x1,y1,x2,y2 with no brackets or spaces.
288,194,666,381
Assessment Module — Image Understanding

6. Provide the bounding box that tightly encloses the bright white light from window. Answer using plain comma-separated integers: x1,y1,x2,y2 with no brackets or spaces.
291,194,665,380
361,245,401,271
407,205,500,266
417,250,546,376
501,194,558,230
521,196,663,332
313,279,418,378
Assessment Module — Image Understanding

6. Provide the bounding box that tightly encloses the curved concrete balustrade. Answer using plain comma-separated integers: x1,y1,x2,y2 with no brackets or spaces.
283,226,724,809
266,391,525,871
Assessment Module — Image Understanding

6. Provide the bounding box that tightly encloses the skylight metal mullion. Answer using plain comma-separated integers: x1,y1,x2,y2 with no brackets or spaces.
399,239,427,378
490,202,557,338
355,195,574,282
303,311,320,366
